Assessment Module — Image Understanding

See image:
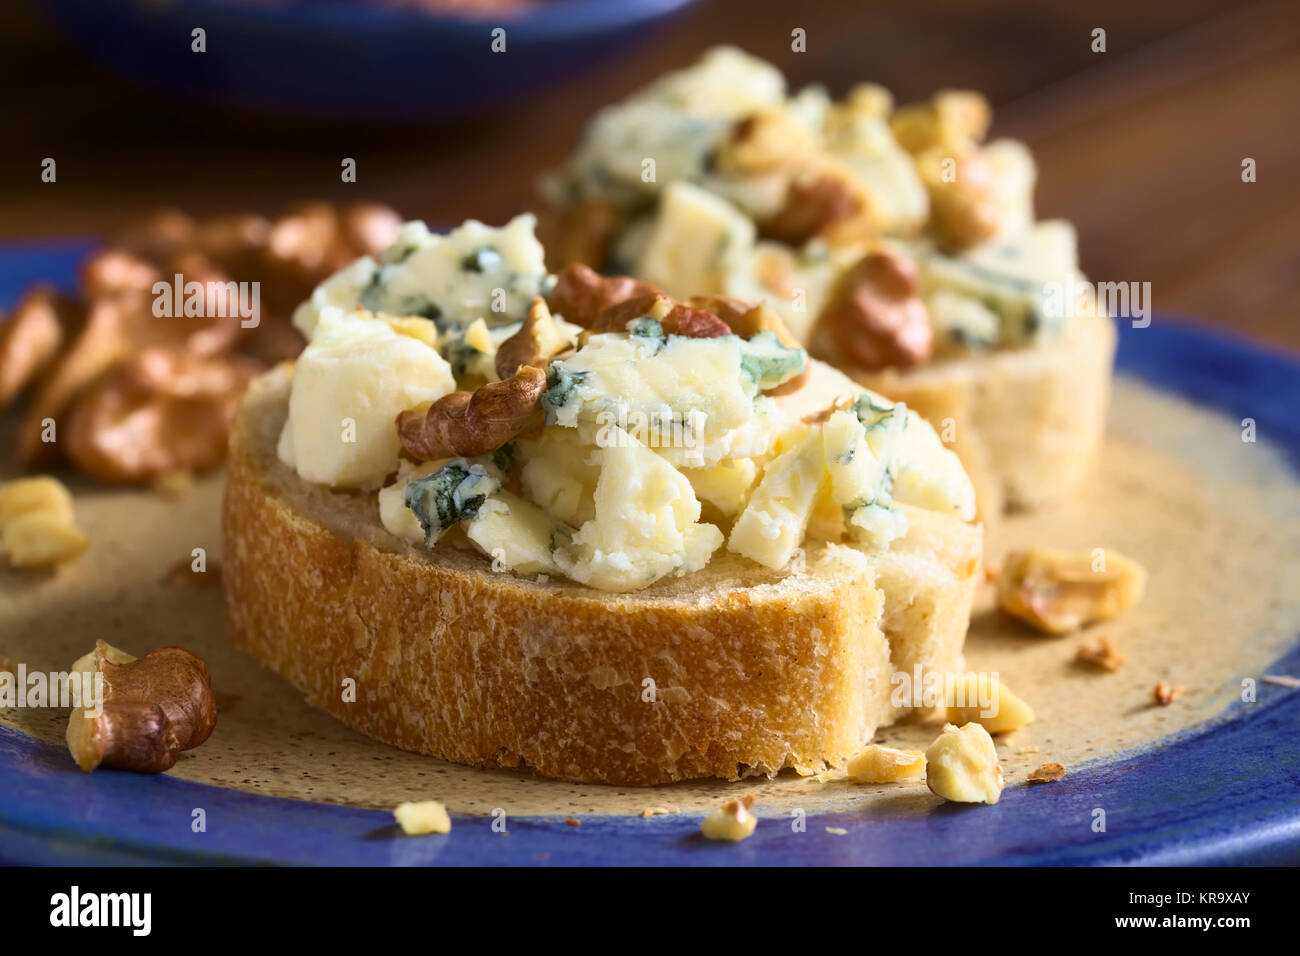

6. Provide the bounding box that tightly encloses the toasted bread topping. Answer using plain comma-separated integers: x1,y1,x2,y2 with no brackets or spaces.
281,215,976,593
540,47,1091,368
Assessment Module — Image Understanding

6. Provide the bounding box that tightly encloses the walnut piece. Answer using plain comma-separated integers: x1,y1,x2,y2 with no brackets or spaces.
0,288,66,409
547,263,655,328
847,745,926,783
891,90,992,155
945,673,1036,735
494,298,574,380
1075,635,1125,672
0,476,88,569
1153,681,1183,706
65,641,217,774
998,547,1147,635
397,365,547,461
700,793,758,842
63,347,258,483
925,722,1004,805
814,249,933,371
915,147,1002,252
1027,762,1067,784
393,800,452,836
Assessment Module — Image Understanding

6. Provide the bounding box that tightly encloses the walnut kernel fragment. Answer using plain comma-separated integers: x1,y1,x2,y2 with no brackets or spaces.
997,547,1147,635
1027,762,1067,784
1076,635,1125,672
1153,681,1183,706
813,249,933,372
564,818,582,827
700,793,757,842
639,805,680,817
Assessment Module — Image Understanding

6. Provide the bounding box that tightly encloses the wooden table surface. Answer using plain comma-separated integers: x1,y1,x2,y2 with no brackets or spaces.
3,0,1296,350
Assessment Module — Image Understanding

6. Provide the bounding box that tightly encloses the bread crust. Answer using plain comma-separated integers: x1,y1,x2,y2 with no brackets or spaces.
223,366,979,785
848,314,1116,519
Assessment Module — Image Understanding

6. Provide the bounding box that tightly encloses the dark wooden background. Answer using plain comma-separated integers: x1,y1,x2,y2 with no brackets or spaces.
3,0,1296,349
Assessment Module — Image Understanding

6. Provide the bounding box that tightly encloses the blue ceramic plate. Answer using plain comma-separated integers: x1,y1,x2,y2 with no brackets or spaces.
1,241,1298,866
37,0,698,121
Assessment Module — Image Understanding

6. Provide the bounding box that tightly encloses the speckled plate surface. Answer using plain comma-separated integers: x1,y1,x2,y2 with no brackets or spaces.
1,242,1298,866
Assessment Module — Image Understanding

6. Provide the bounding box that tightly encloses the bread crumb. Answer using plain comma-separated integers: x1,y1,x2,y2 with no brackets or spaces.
639,805,679,817
825,827,848,835
1016,745,1040,754
1152,681,1183,706
1076,635,1125,671
1262,675,1300,689
1027,762,1066,784
393,800,451,835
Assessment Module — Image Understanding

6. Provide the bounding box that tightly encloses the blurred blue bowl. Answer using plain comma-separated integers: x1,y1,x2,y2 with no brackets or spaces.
39,0,698,121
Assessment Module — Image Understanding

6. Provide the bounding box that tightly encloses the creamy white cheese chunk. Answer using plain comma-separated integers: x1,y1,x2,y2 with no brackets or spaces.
278,308,455,489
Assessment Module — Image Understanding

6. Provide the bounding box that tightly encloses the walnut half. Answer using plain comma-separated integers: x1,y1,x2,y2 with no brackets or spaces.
998,547,1147,635
813,249,933,372
396,365,547,461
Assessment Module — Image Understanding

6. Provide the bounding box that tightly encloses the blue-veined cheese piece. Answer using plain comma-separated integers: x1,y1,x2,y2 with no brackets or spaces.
554,429,723,592
277,308,455,489
292,214,549,338
541,331,803,466
920,220,1081,346
403,459,503,547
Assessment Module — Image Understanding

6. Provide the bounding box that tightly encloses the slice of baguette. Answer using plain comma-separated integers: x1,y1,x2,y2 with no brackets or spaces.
223,365,979,785
847,313,1116,519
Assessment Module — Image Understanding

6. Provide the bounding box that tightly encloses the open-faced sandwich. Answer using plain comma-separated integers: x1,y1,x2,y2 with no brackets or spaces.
222,214,983,785
537,47,1116,518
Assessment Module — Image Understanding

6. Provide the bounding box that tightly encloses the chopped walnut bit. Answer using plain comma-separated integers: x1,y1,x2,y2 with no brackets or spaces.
700,793,758,842
925,722,1004,805
1076,635,1126,672
716,107,818,175
814,249,933,372
494,298,574,380
765,164,871,247
587,292,731,339
0,654,13,674
0,288,67,409
891,90,992,155
564,818,582,827
546,263,655,328
1153,681,1184,706
946,673,1036,734
1262,675,1300,689
639,805,680,817
393,800,452,836
64,347,259,483
535,199,617,274
396,365,547,461
0,476,88,569
915,147,1002,252
997,547,1147,635
846,745,927,783
1027,762,1067,784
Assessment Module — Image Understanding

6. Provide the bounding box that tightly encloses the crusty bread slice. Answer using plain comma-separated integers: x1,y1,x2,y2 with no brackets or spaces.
223,365,979,785
848,314,1116,519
